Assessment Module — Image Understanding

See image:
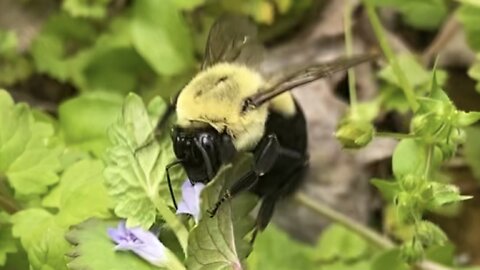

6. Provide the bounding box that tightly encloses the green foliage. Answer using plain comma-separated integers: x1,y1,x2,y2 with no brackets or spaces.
58,91,123,156
11,209,70,270
0,90,61,196
104,93,183,229
247,225,315,270
132,0,195,76
0,30,32,86
62,0,112,19
368,0,448,30
464,127,480,180
0,213,17,266
186,156,257,269
65,219,159,270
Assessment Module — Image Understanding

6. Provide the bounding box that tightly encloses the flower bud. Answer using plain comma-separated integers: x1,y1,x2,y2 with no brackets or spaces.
335,120,374,149
415,221,447,246
401,238,424,263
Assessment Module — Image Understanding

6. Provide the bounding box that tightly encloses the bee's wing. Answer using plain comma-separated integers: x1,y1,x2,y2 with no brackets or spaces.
201,15,264,70
242,53,379,111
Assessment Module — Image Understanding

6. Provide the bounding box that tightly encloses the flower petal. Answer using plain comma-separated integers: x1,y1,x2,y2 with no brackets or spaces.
107,220,167,267
176,179,205,223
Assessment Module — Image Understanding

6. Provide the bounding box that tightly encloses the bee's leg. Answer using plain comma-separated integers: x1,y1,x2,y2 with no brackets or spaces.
207,134,282,217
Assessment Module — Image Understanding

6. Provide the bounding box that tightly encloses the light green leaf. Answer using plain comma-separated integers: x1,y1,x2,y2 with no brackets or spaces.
315,224,371,262
371,178,399,201
379,55,431,88
454,111,480,127
62,0,112,19
173,0,205,10
131,0,194,76
104,93,188,251
31,13,97,82
65,219,159,270
464,127,480,180
457,4,480,51
0,213,17,266
43,159,113,226
392,139,425,178
0,90,61,196
468,58,480,93
247,225,315,270
11,209,70,270
427,183,472,209
59,91,123,156
370,249,409,270
186,155,257,270
369,0,447,30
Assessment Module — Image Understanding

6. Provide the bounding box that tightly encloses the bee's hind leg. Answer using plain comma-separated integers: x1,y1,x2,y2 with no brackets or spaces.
207,134,282,217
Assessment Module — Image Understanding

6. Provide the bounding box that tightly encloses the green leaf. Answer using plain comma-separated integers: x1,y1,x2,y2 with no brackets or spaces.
371,178,399,201
59,92,123,156
104,93,188,252
131,0,194,76
457,4,480,51
425,243,455,266
247,225,315,270
370,249,409,270
453,111,480,127
43,159,113,226
173,0,205,10
379,55,431,88
468,57,480,93
427,182,472,209
0,30,32,85
31,13,97,82
62,0,112,19
392,139,425,178
0,213,17,266
65,219,159,270
315,224,371,262
186,155,257,270
0,90,61,196
11,209,70,270
369,0,447,30
464,127,480,180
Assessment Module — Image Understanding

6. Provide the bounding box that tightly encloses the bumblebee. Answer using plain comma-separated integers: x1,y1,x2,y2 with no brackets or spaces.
163,15,376,236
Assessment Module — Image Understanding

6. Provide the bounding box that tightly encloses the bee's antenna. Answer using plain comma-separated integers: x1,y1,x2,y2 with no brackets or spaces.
165,160,183,209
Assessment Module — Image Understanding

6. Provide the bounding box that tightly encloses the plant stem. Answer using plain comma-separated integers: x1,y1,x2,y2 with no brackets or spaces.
0,175,20,214
344,0,357,110
376,132,417,139
152,195,189,255
424,145,434,179
294,192,394,249
364,1,419,112
295,192,453,270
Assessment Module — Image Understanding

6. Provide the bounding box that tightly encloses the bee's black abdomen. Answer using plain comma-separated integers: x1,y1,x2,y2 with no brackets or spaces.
251,99,308,198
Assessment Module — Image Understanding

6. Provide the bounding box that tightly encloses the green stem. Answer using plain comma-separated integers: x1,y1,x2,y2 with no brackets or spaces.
152,195,189,255
294,192,394,249
376,132,417,139
344,0,357,110
364,1,419,112
166,249,187,270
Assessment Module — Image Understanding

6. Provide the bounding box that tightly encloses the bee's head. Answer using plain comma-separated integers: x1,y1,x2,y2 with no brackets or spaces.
171,126,236,183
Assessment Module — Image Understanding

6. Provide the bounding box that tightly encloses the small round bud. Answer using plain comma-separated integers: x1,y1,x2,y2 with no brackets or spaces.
335,120,374,149
416,221,447,246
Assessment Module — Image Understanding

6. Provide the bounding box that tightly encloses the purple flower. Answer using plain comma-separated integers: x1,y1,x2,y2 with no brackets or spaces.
108,221,166,266
176,180,205,223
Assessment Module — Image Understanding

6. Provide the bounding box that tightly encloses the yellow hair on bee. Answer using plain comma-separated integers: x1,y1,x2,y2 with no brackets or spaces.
176,63,268,150
269,92,296,117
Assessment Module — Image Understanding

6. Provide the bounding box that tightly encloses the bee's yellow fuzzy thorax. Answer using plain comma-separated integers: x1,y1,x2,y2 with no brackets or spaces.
176,62,296,150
